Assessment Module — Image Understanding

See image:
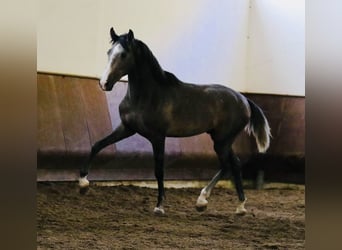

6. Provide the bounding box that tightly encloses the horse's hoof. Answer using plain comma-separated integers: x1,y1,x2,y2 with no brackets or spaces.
235,207,247,215
79,176,89,187
79,186,89,195
196,196,208,212
79,176,89,195
153,207,165,215
195,205,207,212
235,199,247,215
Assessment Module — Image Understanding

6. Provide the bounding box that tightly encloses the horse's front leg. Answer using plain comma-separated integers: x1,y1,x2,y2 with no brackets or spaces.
150,137,166,215
79,123,135,193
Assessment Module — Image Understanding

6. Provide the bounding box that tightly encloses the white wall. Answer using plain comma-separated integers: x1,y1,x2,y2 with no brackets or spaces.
38,0,249,91
37,0,305,96
37,0,102,77
246,0,305,95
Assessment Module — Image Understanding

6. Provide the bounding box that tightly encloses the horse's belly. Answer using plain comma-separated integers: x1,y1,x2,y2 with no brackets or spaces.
166,128,208,137
165,120,212,137
121,104,215,138
164,105,216,137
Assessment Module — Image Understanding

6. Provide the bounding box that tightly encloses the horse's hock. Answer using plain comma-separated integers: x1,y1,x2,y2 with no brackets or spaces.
37,73,305,183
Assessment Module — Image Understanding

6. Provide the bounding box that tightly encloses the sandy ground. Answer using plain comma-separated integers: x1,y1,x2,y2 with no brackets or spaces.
37,182,305,249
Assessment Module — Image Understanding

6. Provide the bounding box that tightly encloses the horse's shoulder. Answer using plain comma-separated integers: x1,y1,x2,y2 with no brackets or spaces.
118,96,131,112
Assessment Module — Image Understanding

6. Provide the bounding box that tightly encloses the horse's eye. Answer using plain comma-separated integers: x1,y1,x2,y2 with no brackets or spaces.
121,52,127,59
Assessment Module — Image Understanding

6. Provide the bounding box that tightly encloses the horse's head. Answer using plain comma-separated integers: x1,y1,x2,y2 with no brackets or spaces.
99,28,135,91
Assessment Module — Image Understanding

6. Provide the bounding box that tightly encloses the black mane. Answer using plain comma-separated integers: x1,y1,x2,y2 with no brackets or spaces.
133,39,179,85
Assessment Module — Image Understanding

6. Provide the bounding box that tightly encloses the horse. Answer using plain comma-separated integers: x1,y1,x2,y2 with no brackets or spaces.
79,28,271,215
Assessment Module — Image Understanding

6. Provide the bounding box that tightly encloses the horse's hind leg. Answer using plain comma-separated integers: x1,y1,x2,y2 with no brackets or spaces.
196,170,226,211
196,140,231,211
196,140,247,214
229,151,247,215
79,123,134,193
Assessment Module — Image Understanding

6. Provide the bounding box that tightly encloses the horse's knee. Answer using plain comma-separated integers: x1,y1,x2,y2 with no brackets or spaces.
229,152,242,173
91,142,102,155
231,162,242,174
230,152,241,166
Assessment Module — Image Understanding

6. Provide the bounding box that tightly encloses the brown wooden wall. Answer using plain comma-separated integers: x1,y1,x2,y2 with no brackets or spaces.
37,73,114,156
37,73,305,182
244,93,305,156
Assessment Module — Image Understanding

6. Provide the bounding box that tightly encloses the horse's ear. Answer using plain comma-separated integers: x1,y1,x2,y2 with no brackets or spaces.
127,29,134,42
110,27,119,43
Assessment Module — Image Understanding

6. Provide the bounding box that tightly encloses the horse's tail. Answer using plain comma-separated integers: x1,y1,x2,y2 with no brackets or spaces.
246,99,271,153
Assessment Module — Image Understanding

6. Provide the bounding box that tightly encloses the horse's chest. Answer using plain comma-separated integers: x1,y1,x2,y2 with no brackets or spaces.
119,106,153,133
121,110,143,128
121,104,170,140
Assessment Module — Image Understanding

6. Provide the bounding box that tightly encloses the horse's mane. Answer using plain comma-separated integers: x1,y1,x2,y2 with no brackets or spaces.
134,39,180,85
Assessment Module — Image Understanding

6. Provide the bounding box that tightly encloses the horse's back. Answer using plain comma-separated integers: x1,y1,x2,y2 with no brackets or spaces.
164,71,247,108
163,80,250,138
201,84,250,128
182,82,250,118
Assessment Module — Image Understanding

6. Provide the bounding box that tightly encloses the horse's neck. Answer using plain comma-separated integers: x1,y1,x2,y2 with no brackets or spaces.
127,64,163,101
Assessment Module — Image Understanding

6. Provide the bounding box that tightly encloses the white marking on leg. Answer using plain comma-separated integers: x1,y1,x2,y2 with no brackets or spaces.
196,188,209,207
79,176,89,188
153,206,165,215
196,171,222,209
235,198,247,215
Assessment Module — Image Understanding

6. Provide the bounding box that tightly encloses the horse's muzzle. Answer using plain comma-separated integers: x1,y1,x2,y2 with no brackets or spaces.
99,81,114,91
